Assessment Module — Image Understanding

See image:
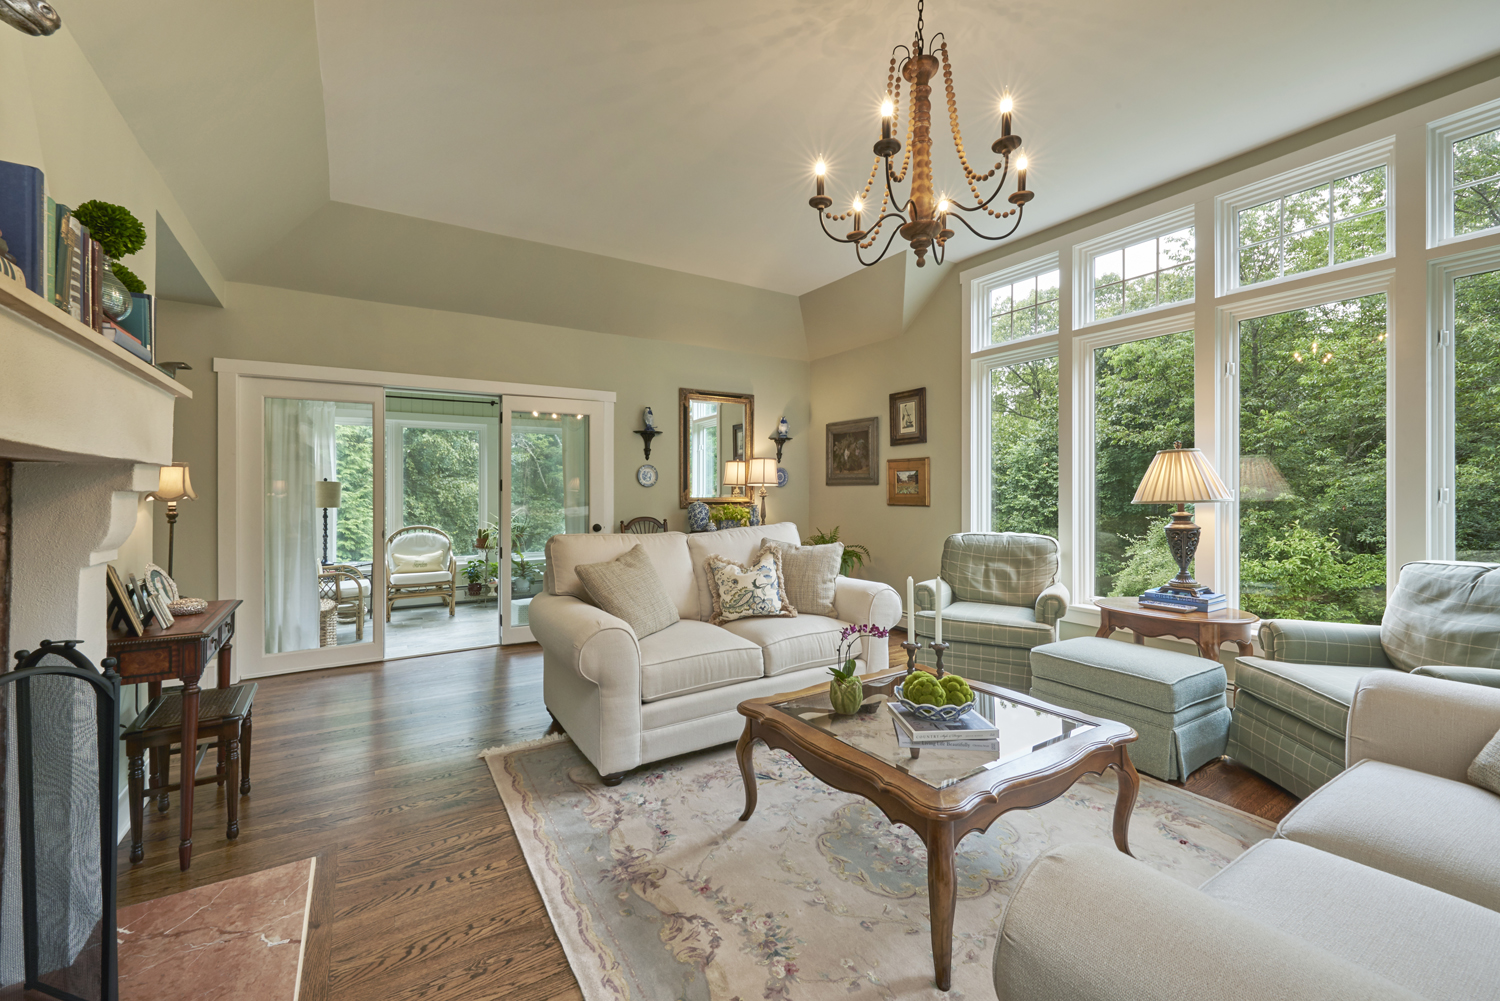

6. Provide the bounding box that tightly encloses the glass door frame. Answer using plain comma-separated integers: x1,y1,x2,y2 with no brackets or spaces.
501,395,614,645
230,376,387,677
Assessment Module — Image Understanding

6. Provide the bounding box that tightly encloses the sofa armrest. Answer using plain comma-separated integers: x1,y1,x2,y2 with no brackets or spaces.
1345,670,1500,780
1412,665,1500,689
914,577,952,612
994,844,1421,1001
1033,582,1070,629
528,592,641,691
833,576,901,628
1258,619,1393,668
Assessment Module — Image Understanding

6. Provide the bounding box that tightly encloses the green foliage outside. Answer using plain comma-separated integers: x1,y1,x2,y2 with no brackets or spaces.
334,424,373,564
1453,127,1500,237
990,357,1059,536
511,430,566,555
401,427,481,556
1454,268,1500,561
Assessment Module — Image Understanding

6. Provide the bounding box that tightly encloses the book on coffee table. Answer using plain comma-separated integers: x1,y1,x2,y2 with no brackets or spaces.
886,701,999,742
890,719,1000,752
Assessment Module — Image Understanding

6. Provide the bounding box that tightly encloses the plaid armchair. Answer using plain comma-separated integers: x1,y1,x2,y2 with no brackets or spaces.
913,533,1070,690
1228,560,1500,798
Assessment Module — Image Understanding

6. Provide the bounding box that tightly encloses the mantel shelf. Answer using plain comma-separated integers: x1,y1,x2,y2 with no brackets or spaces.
0,283,191,399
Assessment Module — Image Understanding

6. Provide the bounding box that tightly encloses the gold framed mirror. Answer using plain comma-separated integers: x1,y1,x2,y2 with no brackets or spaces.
679,388,754,508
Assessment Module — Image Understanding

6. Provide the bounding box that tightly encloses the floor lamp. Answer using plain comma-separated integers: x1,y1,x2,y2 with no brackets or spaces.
148,462,196,578
317,479,342,565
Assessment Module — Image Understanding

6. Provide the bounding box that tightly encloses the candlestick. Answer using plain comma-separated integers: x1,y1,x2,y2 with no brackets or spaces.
934,594,943,645
881,96,894,140
929,641,949,678
901,640,920,674
999,95,1013,138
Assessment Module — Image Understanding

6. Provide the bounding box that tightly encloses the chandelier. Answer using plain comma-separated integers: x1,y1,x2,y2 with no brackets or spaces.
807,0,1034,268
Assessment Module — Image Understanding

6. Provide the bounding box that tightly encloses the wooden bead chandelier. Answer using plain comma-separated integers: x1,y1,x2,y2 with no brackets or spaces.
808,0,1035,268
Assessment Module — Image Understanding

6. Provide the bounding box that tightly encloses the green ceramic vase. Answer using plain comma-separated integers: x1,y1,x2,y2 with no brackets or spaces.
828,668,864,715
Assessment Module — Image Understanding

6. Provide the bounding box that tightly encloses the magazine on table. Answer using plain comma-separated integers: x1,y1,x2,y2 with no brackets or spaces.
886,700,999,742
890,719,1000,753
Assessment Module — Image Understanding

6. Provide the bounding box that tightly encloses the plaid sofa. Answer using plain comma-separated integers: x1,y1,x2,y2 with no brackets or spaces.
1228,560,1500,798
913,533,1070,690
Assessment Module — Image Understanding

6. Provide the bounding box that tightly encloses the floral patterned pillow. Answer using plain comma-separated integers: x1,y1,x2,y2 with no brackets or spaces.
705,551,796,625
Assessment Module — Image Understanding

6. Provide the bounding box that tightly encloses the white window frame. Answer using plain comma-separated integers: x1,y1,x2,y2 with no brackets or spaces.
1428,97,1500,248
384,415,492,552
1072,312,1197,601
968,252,1061,352
1072,206,1196,329
1426,243,1500,558
1215,137,1395,297
1213,269,1396,609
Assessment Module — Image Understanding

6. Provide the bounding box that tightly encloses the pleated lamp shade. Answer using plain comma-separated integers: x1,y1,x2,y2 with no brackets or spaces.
723,461,747,489
1239,455,1292,502
747,458,779,487
315,479,343,509
1131,446,1231,505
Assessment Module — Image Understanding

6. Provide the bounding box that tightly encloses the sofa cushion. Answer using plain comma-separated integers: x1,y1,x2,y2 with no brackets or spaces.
757,538,841,616
388,529,450,572
1277,758,1500,912
1201,838,1500,1001
705,551,795,625
1031,637,1225,713
721,615,849,677
637,620,763,702
574,544,679,639
390,570,454,586
1233,657,1384,739
1381,560,1500,672
1472,727,1500,795
929,601,1055,649
940,532,1059,607
546,531,699,621
686,523,800,621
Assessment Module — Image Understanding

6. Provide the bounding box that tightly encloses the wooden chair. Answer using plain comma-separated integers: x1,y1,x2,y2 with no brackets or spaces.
619,516,668,534
123,683,256,866
385,525,458,621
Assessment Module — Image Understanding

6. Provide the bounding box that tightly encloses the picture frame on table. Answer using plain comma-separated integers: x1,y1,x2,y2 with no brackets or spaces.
143,562,178,605
105,565,144,636
147,589,174,629
887,457,931,506
127,572,154,627
826,416,880,485
889,387,927,446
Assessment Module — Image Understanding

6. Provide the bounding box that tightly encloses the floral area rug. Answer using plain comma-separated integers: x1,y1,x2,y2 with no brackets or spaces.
483,735,1271,1000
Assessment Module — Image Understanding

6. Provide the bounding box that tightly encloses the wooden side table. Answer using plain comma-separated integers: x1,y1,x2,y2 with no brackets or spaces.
1093,597,1258,661
107,598,241,871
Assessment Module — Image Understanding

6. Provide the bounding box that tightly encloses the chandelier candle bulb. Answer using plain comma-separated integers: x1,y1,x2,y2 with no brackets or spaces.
1000,94,1013,137
814,160,826,198
881,97,894,140
1016,155,1028,192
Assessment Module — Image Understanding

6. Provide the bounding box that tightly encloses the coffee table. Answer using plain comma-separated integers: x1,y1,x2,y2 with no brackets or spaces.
736,669,1138,990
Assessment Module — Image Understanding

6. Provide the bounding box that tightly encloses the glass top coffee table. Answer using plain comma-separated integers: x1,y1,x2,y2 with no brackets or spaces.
736,668,1139,991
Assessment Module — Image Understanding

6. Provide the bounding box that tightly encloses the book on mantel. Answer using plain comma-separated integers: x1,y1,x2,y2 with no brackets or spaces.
1139,586,1228,613
886,701,999,743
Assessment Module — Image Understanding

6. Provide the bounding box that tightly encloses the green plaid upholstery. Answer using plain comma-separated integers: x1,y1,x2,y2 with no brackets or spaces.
1233,658,1382,740
912,602,1054,649
939,533,1060,606
1227,693,1347,799
908,638,1031,690
1030,675,1225,731
1035,583,1068,627
914,578,952,613
1412,665,1500,688
1259,620,1392,668
1381,561,1500,672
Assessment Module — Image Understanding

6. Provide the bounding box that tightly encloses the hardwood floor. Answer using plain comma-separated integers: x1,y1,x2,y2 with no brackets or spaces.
116,634,1296,999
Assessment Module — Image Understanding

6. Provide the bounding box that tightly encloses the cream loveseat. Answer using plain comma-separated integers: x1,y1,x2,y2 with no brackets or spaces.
991,671,1500,1001
530,523,902,783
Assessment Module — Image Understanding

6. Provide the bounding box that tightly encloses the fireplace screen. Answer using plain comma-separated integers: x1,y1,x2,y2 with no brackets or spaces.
0,641,120,1001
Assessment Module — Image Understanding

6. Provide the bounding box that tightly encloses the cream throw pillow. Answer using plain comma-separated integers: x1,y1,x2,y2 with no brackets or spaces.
1469,727,1500,796
575,544,679,638
757,538,842,616
705,551,796,625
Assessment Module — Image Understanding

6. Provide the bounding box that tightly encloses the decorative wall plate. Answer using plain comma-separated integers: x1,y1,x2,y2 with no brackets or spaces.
637,464,659,487
776,467,789,488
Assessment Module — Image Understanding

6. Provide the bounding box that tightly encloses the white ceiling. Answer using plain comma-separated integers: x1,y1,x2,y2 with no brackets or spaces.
65,1,1500,297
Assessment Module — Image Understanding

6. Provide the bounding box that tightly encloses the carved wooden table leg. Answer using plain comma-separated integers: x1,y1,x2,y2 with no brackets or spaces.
924,821,958,992
225,731,240,840
1094,613,1114,640
1110,748,1140,858
178,681,200,871
128,749,145,863
736,722,758,822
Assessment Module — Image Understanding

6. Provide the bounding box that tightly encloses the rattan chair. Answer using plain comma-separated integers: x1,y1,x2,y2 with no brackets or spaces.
619,516,668,534
385,525,458,621
318,564,369,640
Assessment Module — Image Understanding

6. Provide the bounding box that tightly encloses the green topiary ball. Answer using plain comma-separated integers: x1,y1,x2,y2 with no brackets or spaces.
73,200,147,260
110,261,146,294
902,671,945,707
939,674,974,706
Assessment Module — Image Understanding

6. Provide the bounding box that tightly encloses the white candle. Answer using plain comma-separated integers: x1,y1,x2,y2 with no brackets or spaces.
934,591,943,645
906,576,915,638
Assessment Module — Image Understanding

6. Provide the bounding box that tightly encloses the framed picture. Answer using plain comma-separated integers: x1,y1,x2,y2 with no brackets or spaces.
887,457,931,506
147,589,174,630
826,417,880,485
127,572,154,627
105,565,145,636
889,387,927,445
143,563,178,605
732,423,745,461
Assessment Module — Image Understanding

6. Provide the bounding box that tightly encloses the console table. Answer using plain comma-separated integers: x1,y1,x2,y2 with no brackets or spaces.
107,598,240,871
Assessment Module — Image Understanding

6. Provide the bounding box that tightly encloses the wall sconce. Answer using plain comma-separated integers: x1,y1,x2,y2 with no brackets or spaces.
634,405,662,460
768,416,793,463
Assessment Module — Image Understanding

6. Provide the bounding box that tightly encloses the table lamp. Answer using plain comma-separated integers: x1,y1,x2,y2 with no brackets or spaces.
316,478,342,565
148,462,196,578
1130,443,1231,595
747,458,778,525
723,459,747,498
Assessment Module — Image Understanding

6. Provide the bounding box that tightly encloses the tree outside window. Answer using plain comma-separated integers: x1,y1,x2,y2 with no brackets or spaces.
1454,268,1500,561
990,357,1059,536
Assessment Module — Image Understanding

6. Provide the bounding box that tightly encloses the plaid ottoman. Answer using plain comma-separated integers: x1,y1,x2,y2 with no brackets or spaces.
1030,637,1230,781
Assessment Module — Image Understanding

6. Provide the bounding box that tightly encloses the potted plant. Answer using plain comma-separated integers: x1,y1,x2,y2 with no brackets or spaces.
806,526,872,577
710,504,751,530
463,557,487,596
827,623,890,714
511,552,543,598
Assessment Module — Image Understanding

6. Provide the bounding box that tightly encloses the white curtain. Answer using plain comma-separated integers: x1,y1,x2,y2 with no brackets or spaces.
264,399,335,654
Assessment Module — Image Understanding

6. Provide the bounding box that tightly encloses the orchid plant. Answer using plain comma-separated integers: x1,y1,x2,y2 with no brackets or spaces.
827,623,890,715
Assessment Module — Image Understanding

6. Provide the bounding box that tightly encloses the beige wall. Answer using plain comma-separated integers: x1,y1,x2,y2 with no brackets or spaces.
155,282,811,600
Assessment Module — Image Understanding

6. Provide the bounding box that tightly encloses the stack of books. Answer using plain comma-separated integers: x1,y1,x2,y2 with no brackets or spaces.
1139,586,1228,613
887,701,999,752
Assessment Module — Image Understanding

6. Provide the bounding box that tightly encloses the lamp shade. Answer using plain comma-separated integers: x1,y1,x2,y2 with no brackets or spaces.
723,460,747,488
149,462,196,502
315,479,343,509
1131,446,1231,505
747,458,779,487
1239,455,1292,503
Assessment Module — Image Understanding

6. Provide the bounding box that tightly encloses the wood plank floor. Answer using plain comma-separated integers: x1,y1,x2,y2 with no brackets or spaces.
116,634,1296,999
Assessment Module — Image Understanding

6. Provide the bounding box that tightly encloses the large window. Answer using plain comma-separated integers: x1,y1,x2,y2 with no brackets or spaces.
333,421,373,563
401,426,482,553
1238,294,1388,624
990,356,1059,535
1093,331,1195,597
1453,129,1500,238
1236,167,1387,286
989,268,1060,344
1074,209,1196,326
1453,268,1500,560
